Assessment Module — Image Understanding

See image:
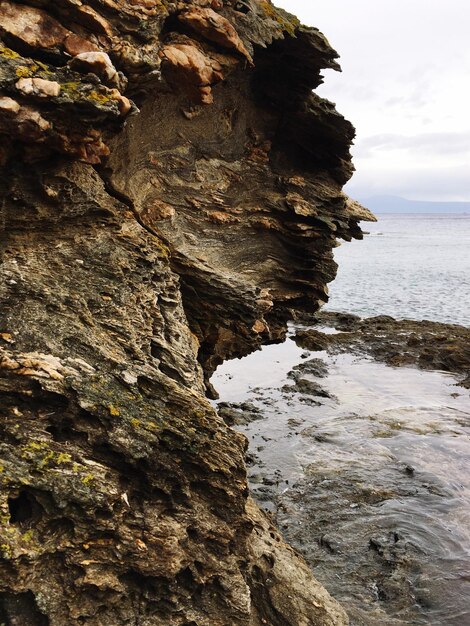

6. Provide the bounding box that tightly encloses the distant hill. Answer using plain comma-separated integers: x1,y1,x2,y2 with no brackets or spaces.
359,195,470,214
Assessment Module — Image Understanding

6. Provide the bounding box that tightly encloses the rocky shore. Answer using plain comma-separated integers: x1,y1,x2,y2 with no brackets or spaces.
214,312,470,625
295,311,470,388
0,1,375,624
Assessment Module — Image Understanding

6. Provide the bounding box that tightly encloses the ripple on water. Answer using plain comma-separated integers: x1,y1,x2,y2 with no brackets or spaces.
212,329,470,626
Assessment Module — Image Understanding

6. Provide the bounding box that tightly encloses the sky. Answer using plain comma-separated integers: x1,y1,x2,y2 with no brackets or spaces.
274,0,470,201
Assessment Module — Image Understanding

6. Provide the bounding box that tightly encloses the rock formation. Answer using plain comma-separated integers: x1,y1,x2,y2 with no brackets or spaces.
0,1,373,624
296,312,470,389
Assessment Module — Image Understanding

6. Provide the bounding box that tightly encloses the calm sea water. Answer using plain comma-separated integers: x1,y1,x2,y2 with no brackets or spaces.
327,214,470,327
212,216,470,624
213,337,470,625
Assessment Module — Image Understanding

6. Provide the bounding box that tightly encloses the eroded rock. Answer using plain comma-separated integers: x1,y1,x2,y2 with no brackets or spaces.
178,6,253,63
0,1,71,53
0,1,371,624
15,77,61,97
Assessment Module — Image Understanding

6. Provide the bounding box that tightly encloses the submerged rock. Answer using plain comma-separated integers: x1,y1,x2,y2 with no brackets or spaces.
0,2,373,624
291,357,330,379
282,378,334,399
217,401,263,426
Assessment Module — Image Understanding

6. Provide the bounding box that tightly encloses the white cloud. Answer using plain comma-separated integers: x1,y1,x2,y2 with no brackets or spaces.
347,163,470,202
274,0,470,201
355,132,470,159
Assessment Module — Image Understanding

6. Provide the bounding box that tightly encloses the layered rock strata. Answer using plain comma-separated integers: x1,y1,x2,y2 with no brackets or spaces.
0,1,373,624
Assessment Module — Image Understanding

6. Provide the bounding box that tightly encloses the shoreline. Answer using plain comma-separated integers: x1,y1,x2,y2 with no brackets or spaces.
213,311,470,625
295,310,470,388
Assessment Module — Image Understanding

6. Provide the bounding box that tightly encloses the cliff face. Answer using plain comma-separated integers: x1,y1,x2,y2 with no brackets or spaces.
0,2,372,624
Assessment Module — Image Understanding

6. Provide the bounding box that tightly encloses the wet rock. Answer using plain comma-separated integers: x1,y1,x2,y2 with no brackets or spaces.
307,311,470,388
322,311,362,331
319,535,341,554
289,357,329,379
294,330,330,352
283,378,333,399
288,417,304,428
217,401,263,426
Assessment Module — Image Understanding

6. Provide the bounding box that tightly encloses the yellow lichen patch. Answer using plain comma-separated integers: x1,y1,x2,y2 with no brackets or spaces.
130,416,159,433
87,90,113,105
60,81,81,97
35,60,50,72
15,65,31,78
108,404,120,416
21,529,35,543
0,46,20,59
39,450,57,468
152,237,170,259
20,440,74,469
21,440,50,459
0,543,13,559
62,83,112,106
259,1,300,36
56,452,72,465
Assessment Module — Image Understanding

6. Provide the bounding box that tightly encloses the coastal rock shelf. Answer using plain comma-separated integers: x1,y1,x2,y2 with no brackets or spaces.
0,2,373,625
213,316,470,625
298,311,470,388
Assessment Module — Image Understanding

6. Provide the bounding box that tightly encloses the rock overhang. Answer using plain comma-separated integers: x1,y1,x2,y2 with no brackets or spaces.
0,2,375,624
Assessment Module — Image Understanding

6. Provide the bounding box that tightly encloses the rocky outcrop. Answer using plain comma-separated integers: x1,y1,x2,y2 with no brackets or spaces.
0,1,373,624
295,311,470,388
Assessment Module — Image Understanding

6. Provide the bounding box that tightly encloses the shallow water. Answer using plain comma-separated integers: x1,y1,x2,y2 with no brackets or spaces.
327,214,470,327
212,328,470,625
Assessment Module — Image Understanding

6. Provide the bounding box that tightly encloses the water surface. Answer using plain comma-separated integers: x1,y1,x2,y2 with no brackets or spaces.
328,214,470,327
213,329,470,625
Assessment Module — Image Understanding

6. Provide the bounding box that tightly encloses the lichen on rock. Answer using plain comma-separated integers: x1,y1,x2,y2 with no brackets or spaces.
0,1,374,624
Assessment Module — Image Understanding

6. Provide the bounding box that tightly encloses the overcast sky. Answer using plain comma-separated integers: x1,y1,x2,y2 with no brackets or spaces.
275,1,470,201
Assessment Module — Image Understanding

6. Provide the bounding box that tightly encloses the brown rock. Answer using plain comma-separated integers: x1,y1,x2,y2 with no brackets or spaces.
15,77,61,98
14,107,51,141
141,199,176,222
0,1,372,624
161,41,225,103
64,33,99,57
0,1,69,52
309,311,470,388
107,88,132,115
252,320,267,333
286,192,317,217
68,51,120,87
0,96,20,114
76,5,115,37
178,6,253,63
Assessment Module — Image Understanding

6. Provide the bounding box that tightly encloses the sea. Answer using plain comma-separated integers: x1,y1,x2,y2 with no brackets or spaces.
212,213,470,625
326,213,470,327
